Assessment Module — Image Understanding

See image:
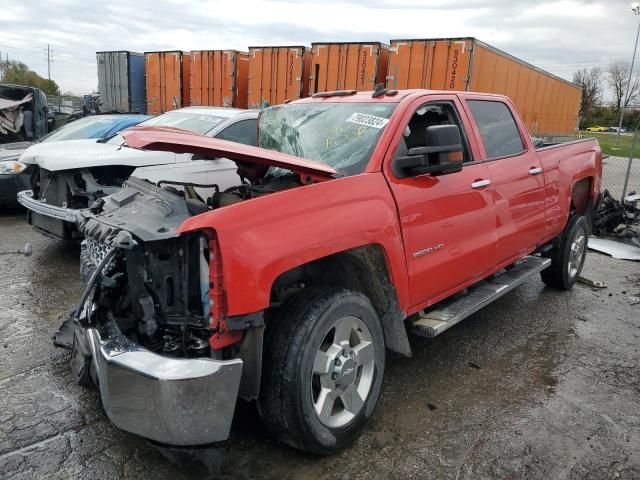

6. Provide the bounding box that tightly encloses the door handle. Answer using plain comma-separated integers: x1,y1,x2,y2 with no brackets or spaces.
528,167,542,175
471,179,491,189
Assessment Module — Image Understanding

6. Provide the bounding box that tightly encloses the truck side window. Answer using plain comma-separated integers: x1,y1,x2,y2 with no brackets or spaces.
397,102,470,163
467,100,525,159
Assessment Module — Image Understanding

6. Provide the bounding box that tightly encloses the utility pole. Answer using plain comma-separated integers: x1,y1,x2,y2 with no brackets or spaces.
616,3,640,146
47,44,51,80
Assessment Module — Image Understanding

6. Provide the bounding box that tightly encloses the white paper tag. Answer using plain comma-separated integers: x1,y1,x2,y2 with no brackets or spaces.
346,112,389,129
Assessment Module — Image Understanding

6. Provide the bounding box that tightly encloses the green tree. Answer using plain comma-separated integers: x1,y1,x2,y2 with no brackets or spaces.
607,62,640,111
573,67,604,129
0,60,60,95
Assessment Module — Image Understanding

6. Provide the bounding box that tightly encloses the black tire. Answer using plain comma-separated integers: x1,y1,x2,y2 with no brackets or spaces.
541,215,589,290
258,287,385,455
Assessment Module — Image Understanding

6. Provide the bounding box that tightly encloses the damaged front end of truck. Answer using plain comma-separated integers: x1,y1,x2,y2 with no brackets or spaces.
52,129,337,463
53,178,245,449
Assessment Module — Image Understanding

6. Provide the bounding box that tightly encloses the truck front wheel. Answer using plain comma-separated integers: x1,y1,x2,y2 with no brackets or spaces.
541,214,589,290
259,287,385,455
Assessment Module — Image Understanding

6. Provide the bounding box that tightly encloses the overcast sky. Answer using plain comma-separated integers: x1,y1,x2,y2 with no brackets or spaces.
0,0,636,98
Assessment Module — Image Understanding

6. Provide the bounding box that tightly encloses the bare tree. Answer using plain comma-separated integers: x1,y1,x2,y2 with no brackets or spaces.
607,62,640,110
573,67,602,117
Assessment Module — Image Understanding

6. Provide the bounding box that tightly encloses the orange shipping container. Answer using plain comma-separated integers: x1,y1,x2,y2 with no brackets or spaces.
387,38,581,135
248,46,310,108
310,42,389,94
190,50,248,108
145,51,190,114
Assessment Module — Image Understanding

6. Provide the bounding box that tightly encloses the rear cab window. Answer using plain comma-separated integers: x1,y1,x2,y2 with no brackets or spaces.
467,100,525,159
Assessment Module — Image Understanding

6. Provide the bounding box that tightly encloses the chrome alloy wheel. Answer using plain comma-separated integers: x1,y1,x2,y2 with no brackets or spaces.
568,230,587,279
311,315,376,428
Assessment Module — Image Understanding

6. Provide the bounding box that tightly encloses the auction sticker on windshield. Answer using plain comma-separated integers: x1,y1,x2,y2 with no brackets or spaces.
346,112,389,129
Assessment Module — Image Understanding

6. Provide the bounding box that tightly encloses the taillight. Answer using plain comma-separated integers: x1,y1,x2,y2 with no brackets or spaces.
207,235,243,350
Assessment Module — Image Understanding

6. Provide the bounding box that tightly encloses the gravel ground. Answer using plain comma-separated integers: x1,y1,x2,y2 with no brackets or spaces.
0,208,639,480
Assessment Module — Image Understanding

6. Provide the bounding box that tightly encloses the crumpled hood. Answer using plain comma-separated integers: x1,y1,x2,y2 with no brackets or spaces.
121,128,337,178
77,177,194,243
19,138,178,171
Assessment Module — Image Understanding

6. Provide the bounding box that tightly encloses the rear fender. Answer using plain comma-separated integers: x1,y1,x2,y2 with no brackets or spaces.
556,145,601,228
571,177,592,216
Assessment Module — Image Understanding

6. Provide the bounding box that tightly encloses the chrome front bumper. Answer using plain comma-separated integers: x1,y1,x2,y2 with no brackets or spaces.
77,325,243,446
17,189,78,222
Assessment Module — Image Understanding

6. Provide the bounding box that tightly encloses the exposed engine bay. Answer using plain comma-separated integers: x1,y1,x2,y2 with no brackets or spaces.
70,171,301,361
30,165,136,210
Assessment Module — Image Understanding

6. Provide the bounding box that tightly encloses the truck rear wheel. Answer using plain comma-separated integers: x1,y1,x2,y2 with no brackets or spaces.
259,287,385,455
541,215,589,290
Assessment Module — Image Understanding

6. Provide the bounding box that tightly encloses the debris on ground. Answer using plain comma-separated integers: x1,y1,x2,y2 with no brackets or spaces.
588,237,640,261
593,189,640,237
593,190,626,236
0,242,32,256
577,276,607,288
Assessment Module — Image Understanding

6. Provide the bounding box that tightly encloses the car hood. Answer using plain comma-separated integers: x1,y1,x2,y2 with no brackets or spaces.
121,128,337,178
0,141,33,161
19,138,178,171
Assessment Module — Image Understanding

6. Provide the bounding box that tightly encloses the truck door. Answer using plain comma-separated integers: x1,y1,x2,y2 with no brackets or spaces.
385,97,497,309
464,98,546,264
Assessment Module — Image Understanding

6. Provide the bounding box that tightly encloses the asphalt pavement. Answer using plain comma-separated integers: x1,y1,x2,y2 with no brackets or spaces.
1,208,639,480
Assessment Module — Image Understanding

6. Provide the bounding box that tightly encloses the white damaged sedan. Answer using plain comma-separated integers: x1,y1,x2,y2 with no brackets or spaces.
18,107,258,240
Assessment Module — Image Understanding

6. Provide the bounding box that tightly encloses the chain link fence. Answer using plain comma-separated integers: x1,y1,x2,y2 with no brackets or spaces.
46,95,84,115
602,154,640,200
45,95,88,130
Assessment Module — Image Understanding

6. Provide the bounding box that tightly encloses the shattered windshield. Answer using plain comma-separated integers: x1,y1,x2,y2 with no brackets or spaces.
259,102,396,176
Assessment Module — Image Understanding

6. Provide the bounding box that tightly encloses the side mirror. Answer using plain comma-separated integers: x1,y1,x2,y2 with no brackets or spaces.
396,124,464,177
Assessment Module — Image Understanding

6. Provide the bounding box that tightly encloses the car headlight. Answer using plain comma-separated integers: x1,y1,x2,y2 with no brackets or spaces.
0,161,27,175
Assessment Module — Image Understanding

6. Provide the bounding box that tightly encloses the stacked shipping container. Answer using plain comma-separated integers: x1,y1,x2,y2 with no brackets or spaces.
144,51,190,114
96,51,146,113
248,46,311,108
98,38,581,134
190,50,249,108
309,42,389,94
387,38,581,134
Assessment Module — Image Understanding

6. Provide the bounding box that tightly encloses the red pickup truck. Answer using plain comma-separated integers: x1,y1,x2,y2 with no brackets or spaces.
55,89,601,460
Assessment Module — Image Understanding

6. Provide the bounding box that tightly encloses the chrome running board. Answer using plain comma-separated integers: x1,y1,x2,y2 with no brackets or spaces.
411,256,551,338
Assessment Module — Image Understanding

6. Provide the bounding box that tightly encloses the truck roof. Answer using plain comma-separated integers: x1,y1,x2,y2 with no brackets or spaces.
292,89,510,104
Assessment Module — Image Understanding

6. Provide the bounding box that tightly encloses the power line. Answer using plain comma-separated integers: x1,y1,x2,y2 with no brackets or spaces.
0,43,95,62
0,48,45,61
0,41,43,52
